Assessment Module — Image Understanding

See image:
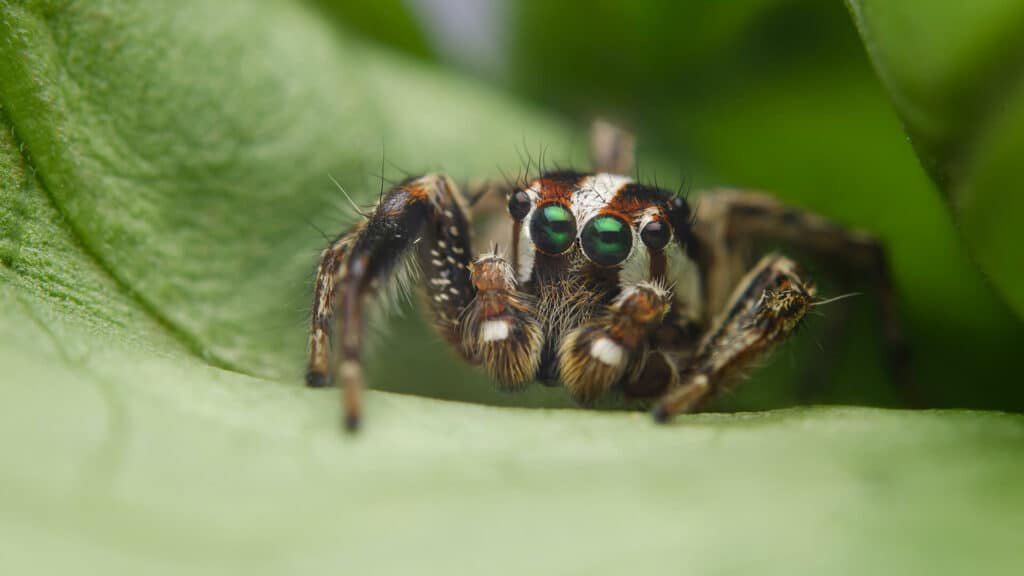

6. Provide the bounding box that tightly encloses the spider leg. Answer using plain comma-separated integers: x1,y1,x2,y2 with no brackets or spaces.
558,282,671,405
461,254,543,390
306,174,476,430
463,179,518,253
652,254,815,422
693,190,909,397
590,118,635,175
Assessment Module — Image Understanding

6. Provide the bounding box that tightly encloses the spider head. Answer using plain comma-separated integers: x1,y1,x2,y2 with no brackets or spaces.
507,171,693,293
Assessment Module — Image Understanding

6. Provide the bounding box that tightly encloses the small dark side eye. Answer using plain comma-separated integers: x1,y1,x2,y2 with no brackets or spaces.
665,196,692,244
640,219,671,250
508,190,532,220
530,203,576,254
581,214,632,266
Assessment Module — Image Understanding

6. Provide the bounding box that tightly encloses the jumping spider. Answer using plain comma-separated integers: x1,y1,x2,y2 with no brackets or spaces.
307,121,904,431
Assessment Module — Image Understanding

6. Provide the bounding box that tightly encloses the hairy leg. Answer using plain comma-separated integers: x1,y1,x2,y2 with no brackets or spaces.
652,254,815,422
558,282,671,404
306,174,476,430
590,118,636,175
693,190,909,394
460,254,543,390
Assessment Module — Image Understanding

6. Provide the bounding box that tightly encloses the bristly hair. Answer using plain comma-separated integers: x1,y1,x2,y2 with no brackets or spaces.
613,278,673,308
810,292,862,307
328,173,371,220
458,254,543,390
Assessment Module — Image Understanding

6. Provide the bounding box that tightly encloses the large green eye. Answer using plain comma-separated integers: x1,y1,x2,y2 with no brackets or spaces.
529,203,576,254
581,214,633,266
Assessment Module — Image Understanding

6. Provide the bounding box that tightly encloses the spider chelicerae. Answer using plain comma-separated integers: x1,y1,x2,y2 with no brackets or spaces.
307,121,905,431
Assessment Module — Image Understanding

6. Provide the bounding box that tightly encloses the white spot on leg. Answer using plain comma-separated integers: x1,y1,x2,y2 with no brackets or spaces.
481,320,510,342
590,337,625,367
340,360,361,381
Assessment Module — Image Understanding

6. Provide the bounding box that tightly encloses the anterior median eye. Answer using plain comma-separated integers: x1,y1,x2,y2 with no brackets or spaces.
581,214,632,266
530,203,576,254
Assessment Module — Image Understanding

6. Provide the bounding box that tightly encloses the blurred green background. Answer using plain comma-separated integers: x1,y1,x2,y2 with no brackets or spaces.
320,0,1024,412
3,0,1024,574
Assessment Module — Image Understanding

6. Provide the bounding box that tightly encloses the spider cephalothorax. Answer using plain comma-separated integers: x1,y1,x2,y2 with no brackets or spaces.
307,121,905,431
493,171,701,398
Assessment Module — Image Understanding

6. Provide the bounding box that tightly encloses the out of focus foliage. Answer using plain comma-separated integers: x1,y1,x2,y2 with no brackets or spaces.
358,0,1024,411
848,0,1024,324
310,0,432,58
499,0,1024,410
2,1,1024,574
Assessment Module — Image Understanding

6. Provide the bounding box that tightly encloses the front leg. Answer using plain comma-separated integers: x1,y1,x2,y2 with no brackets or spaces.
558,282,672,405
652,254,815,422
694,190,907,386
307,174,476,431
460,254,543,390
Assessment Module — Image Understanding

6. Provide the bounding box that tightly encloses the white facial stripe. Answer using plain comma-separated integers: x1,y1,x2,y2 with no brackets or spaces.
665,242,703,321
481,320,510,342
590,337,625,366
515,185,542,283
620,246,650,287
517,174,636,280
620,241,703,322
571,173,634,224
516,220,535,283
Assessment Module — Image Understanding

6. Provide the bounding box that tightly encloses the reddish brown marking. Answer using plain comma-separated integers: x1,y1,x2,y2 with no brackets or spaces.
472,261,509,292
511,221,522,272
476,293,508,318
534,175,581,203
606,288,669,347
606,195,664,218
471,259,513,318
596,207,630,220
619,288,665,325
649,250,667,281
403,182,430,201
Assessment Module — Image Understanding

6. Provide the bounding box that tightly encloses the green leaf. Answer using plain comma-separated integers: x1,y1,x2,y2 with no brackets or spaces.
0,0,573,389
4,286,1024,574
3,1,1024,574
310,0,433,58
847,0,1024,318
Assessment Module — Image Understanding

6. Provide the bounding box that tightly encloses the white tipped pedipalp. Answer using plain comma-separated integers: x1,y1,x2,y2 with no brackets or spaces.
481,319,511,342
590,337,626,367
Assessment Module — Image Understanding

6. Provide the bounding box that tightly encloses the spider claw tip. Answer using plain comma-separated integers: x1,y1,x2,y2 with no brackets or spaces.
305,371,332,388
344,412,362,433
651,404,672,424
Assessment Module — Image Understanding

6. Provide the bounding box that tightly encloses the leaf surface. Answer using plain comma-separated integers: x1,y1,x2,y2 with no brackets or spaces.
1,2,1023,574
